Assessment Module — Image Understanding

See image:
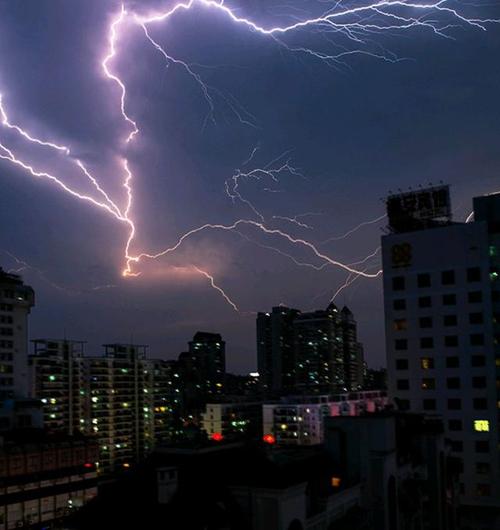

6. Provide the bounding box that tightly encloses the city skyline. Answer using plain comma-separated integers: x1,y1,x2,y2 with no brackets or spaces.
1,0,500,373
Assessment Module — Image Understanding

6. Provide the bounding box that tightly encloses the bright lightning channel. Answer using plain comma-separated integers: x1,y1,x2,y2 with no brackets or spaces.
0,0,498,310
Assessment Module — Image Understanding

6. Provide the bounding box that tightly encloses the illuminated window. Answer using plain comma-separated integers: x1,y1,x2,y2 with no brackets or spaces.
474,420,490,432
331,477,341,487
420,357,434,370
421,378,435,390
393,319,407,331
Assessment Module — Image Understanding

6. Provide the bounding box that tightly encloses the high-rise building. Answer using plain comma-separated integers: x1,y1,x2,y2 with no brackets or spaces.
256,306,299,394
29,339,87,436
382,185,500,509
257,304,364,395
294,303,346,394
187,332,226,393
29,339,186,472
0,268,35,400
143,358,184,445
86,344,152,472
339,306,364,391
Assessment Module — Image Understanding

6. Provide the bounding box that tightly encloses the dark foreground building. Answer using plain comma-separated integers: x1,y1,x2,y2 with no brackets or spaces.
0,429,98,529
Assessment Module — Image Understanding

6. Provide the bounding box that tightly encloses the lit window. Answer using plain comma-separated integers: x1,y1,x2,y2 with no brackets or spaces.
331,477,341,487
420,357,434,370
421,378,435,390
474,420,490,432
393,319,407,331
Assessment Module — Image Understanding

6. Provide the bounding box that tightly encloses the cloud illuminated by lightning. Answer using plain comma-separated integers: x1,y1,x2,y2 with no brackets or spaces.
0,0,498,310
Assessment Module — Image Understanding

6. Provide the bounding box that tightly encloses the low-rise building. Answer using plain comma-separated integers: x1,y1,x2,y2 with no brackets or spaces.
0,430,98,529
201,402,263,441
263,390,388,445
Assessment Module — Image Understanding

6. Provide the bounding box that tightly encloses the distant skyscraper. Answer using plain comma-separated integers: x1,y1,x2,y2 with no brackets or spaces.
293,303,345,394
339,306,364,391
257,304,364,395
187,331,226,394
0,268,35,400
382,185,500,508
29,339,87,435
256,306,299,394
86,344,152,472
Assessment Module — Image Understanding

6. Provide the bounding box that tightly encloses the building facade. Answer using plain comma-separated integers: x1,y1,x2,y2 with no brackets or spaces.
0,269,34,400
0,431,98,529
201,401,263,441
29,341,186,473
257,304,365,396
263,390,388,445
256,306,299,394
29,339,87,436
382,187,500,508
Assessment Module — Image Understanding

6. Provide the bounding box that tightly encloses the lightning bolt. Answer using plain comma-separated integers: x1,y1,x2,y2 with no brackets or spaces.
0,0,498,311
193,266,240,312
321,213,387,244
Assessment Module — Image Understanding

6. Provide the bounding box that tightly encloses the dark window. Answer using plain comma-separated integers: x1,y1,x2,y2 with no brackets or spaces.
446,356,460,368
492,290,500,302
467,267,481,282
418,296,432,308
450,440,463,452
441,270,455,285
471,355,486,367
473,398,488,410
471,334,484,346
443,294,456,306
475,441,490,453
420,337,434,349
395,359,408,370
419,317,433,329
397,399,410,411
395,339,408,351
447,377,461,389
423,399,436,411
469,313,484,325
468,291,482,304
472,376,487,389
448,398,461,410
449,419,462,431
397,379,409,390
476,462,490,475
421,378,435,390
418,273,431,288
393,299,406,311
392,277,405,291
445,336,459,347
477,484,491,497
443,315,457,327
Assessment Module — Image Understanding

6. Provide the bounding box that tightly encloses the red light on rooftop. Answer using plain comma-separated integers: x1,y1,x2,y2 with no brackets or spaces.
211,432,223,442
84,463,93,468
263,434,276,445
